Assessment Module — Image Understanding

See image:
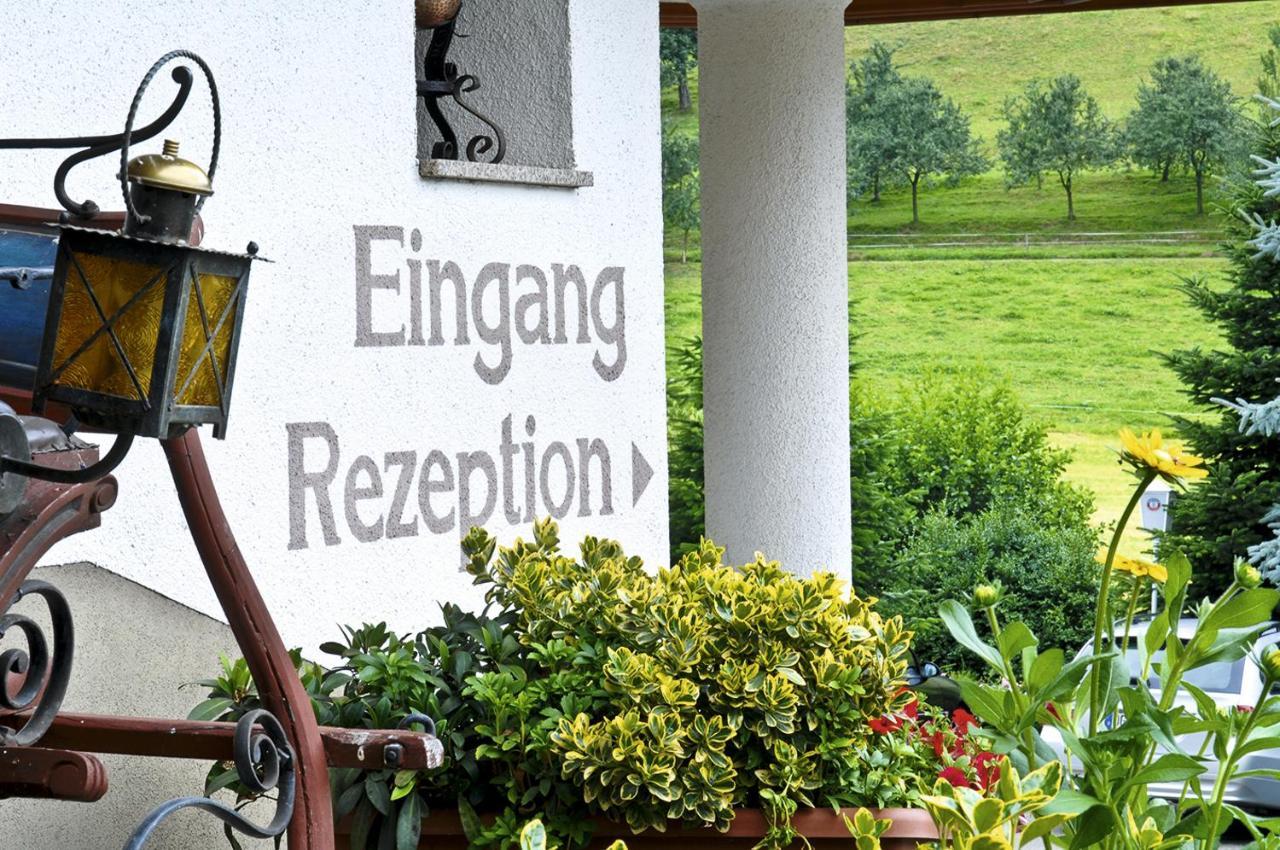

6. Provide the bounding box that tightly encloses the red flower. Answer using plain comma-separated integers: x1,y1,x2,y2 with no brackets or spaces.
1046,702,1062,722
869,715,902,735
952,707,978,735
1236,705,1255,714
973,751,1001,791
938,766,970,788
902,700,920,721
924,729,946,757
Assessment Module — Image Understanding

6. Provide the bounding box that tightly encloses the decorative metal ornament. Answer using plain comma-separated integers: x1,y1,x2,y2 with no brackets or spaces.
417,0,507,163
416,0,462,29
0,50,261,462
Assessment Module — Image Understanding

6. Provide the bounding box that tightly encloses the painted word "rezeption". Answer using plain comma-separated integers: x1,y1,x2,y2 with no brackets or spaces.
354,225,626,384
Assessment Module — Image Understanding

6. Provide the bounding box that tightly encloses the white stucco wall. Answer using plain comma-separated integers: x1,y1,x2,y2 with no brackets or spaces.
2,0,667,655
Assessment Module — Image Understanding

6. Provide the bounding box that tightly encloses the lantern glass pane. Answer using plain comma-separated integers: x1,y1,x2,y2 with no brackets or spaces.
175,270,240,407
52,250,166,400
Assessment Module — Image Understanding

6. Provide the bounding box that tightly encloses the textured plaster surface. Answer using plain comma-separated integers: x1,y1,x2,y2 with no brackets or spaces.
1,0,667,654
416,0,577,169
0,563,261,850
695,0,852,576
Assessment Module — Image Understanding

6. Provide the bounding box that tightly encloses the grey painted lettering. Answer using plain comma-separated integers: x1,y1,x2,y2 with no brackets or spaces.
591,267,626,381
384,450,418,539
457,450,498,534
353,225,405,348
539,440,575,520
418,450,455,534
514,264,551,345
344,454,384,543
551,263,591,344
427,260,470,346
287,422,342,550
499,415,521,524
523,415,537,522
407,258,425,346
576,437,614,517
471,262,513,384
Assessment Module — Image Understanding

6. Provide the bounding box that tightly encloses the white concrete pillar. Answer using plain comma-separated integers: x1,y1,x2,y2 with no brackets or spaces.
695,0,851,577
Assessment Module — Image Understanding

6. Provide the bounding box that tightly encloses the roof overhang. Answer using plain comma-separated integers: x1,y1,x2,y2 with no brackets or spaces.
659,0,1258,27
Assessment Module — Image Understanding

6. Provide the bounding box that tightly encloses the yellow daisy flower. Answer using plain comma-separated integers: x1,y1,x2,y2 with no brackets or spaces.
1098,551,1169,583
1118,429,1208,484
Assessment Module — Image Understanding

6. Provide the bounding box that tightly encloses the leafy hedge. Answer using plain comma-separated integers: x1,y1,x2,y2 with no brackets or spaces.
197,522,921,850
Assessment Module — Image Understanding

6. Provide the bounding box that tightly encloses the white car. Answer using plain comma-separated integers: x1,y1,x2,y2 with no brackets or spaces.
1042,619,1280,811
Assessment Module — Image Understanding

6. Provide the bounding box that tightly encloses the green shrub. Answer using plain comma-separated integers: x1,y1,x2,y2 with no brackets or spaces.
195,522,922,850
667,340,1095,601
878,502,1101,679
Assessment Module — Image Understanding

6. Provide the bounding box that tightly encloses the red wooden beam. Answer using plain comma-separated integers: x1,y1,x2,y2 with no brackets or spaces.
1,712,442,771
659,0,1257,27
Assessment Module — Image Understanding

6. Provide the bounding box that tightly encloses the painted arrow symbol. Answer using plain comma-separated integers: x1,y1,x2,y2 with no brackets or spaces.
631,443,653,508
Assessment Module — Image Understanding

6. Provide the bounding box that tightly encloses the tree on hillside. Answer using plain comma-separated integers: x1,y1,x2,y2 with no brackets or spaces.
1259,25,1280,106
846,43,984,221
998,75,1118,221
846,42,904,203
661,123,700,262
1128,56,1243,215
886,77,988,224
1162,117,1280,597
660,30,698,112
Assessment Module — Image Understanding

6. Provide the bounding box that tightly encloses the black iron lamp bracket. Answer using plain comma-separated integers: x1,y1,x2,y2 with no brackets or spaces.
417,4,507,164
0,50,215,223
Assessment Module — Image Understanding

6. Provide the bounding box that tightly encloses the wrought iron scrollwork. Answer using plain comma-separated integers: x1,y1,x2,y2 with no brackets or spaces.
417,2,507,164
0,64,199,220
123,709,296,850
0,580,74,747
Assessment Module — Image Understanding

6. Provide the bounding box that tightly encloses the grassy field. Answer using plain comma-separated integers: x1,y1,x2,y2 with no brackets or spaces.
665,252,1228,548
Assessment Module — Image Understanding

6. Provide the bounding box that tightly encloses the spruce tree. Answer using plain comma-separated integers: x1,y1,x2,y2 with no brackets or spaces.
1163,113,1280,595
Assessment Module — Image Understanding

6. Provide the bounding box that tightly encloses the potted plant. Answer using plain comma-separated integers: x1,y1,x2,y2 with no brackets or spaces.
199,521,994,850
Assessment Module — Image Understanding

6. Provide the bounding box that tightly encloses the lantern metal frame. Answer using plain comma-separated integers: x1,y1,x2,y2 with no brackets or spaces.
417,0,507,163
32,224,255,440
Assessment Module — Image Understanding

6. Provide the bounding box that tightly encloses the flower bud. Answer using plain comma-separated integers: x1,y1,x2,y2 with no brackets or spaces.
973,583,1002,609
1235,559,1263,590
1262,645,1280,682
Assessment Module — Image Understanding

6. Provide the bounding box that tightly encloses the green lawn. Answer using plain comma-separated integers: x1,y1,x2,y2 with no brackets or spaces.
665,255,1227,546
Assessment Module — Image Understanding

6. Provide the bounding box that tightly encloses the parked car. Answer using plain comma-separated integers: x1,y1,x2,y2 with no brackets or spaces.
1043,618,1280,812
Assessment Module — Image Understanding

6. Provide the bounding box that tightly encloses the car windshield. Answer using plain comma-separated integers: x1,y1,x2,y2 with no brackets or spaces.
1124,646,1245,695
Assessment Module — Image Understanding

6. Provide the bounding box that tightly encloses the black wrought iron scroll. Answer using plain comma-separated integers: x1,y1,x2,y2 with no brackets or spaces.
122,709,296,850
0,580,74,747
0,63,199,220
417,1,507,164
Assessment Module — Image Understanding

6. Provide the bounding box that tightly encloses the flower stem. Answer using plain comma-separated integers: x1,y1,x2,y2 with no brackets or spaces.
1090,471,1156,736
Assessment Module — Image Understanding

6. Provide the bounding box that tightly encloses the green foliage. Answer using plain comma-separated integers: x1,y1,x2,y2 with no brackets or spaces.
847,43,906,203
1164,119,1280,597
661,123,700,263
1259,25,1280,108
463,522,913,845
941,454,1280,850
666,336,705,560
875,371,1094,535
1126,56,1244,214
659,30,697,112
998,75,1120,220
921,759,1075,850
845,42,986,223
197,523,916,850
881,503,1101,679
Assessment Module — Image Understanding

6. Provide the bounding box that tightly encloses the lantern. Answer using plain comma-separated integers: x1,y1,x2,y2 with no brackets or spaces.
26,54,260,441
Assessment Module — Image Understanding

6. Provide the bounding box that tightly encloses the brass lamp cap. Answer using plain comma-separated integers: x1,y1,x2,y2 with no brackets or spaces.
126,139,213,195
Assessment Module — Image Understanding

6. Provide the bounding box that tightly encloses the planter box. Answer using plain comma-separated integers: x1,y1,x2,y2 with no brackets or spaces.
336,808,938,850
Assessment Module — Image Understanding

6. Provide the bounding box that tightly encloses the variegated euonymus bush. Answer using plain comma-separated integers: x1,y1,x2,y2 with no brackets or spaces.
195,519,917,850
462,519,914,845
